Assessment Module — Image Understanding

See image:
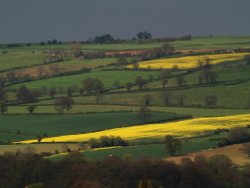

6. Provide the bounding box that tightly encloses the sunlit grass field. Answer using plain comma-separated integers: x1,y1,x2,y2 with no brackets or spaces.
0,58,116,78
58,79,250,108
19,114,250,143
47,136,220,160
0,51,47,71
0,112,180,142
10,70,161,90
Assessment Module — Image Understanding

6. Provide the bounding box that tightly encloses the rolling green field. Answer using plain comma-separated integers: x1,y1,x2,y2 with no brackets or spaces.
56,79,249,109
6,104,137,114
0,51,47,71
0,112,183,142
148,59,250,88
8,104,250,117
2,36,250,52
0,57,117,79
1,35,250,162
47,135,221,161
0,42,164,51
0,133,33,143
9,70,161,91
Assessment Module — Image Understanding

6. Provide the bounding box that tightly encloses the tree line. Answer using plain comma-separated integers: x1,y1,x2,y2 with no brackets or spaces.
0,151,249,188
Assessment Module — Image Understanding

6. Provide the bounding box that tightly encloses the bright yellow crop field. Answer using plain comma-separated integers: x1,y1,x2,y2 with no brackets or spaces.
18,114,250,143
128,53,250,69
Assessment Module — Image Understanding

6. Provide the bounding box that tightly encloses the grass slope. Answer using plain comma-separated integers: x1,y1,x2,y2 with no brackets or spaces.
0,112,181,142
10,70,161,90
47,136,220,161
19,114,250,143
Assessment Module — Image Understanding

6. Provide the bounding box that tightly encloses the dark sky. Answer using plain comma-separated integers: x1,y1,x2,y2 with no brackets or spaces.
1,0,250,43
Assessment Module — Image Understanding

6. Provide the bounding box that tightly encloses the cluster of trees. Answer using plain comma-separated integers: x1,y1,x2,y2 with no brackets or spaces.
82,78,104,94
136,43,175,61
197,59,218,84
80,51,106,59
0,71,33,85
161,91,218,108
16,86,38,103
161,92,185,107
87,136,128,149
54,97,74,114
218,127,250,147
136,31,152,40
40,39,62,46
0,152,249,188
1,86,39,114
93,34,116,44
0,87,7,114
165,135,182,156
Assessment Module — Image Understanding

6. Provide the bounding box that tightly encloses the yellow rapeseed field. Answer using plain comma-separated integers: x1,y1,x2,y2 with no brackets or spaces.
18,114,250,143
128,53,250,69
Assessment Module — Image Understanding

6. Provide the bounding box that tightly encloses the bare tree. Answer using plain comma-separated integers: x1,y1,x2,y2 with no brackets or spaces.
16,86,36,103
125,82,133,92
165,135,182,156
137,106,152,122
55,97,74,114
135,76,147,90
161,78,168,88
176,75,186,87
49,87,56,98
178,95,184,106
79,88,84,96
162,91,171,106
0,88,6,101
0,101,7,114
67,87,73,97
144,94,153,106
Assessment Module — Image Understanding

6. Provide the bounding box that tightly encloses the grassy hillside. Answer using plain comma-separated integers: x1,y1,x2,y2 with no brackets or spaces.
0,58,116,79
19,114,250,143
2,36,250,52
0,51,47,71
0,112,182,142
47,136,219,161
9,70,161,91
56,78,249,108
1,35,250,162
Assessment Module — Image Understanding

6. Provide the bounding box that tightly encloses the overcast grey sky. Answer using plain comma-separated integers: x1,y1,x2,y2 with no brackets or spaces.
0,0,250,43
